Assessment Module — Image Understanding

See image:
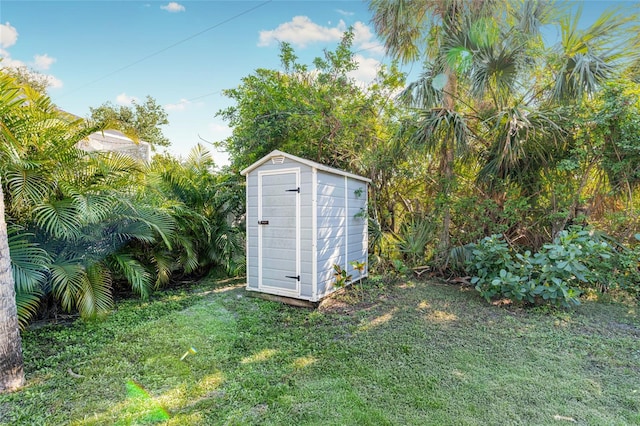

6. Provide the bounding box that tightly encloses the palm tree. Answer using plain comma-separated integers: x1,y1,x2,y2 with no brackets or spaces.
0,74,26,392
371,0,640,253
0,71,182,322
0,178,24,393
370,0,516,257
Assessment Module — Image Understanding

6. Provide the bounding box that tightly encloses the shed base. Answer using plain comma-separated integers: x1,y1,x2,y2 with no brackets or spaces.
245,291,319,308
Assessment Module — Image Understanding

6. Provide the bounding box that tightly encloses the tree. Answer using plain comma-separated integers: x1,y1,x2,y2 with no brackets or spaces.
371,0,498,256
216,30,407,241
0,76,25,393
1,65,51,94
217,30,404,175
89,96,170,147
370,0,640,259
0,178,24,393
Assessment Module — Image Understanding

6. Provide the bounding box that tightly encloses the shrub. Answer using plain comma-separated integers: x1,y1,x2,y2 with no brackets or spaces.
466,227,630,308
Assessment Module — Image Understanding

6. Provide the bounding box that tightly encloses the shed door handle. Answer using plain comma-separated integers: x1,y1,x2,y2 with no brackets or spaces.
258,220,269,225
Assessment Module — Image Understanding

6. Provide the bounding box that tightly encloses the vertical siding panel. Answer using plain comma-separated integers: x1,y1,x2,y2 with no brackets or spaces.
242,151,369,302
312,167,318,300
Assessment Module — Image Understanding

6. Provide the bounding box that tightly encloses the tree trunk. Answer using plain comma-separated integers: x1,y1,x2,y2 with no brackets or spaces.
437,68,457,260
0,179,24,393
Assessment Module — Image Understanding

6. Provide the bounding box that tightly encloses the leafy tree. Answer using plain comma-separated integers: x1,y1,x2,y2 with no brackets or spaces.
217,30,405,175
89,96,170,147
370,0,640,263
1,65,50,94
217,29,407,249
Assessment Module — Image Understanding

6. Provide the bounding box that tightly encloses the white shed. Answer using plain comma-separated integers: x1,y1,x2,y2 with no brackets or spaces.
240,150,370,303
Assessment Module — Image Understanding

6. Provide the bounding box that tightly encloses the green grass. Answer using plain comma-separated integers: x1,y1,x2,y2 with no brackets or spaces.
1,276,639,425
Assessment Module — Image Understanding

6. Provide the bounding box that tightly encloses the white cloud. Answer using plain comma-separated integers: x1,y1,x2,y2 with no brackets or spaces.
160,2,185,13
208,122,231,137
258,16,347,48
33,53,56,70
116,93,138,106
0,22,18,48
336,9,354,17
0,23,62,90
348,54,381,86
258,17,386,60
165,98,191,111
43,74,63,89
0,54,24,69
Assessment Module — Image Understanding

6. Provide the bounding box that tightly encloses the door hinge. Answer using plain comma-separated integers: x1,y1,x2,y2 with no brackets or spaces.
258,220,269,225
285,187,300,193
285,275,300,281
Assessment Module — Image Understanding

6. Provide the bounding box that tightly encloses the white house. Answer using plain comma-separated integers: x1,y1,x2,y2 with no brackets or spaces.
77,129,151,163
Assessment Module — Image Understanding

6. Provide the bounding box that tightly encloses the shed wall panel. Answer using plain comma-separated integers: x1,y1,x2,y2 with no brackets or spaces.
243,151,368,301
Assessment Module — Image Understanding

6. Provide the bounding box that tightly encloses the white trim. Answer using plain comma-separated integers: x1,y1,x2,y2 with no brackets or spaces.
344,175,349,273
246,286,314,301
245,171,251,289
365,184,369,278
311,167,318,300
241,150,371,183
257,167,301,297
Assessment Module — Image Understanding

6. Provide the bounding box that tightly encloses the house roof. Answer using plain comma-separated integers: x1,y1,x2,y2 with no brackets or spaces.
240,150,371,183
78,130,151,162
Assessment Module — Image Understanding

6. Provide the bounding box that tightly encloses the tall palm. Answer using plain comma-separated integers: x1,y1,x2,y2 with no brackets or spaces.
0,75,25,392
371,0,515,256
0,179,24,393
371,0,639,251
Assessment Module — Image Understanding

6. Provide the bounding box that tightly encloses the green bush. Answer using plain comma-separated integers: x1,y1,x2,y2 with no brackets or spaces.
466,227,635,308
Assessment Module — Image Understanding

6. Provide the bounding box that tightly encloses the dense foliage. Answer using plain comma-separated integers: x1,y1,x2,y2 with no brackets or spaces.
3,2,640,329
217,2,640,305
89,96,171,147
466,227,640,307
0,72,243,326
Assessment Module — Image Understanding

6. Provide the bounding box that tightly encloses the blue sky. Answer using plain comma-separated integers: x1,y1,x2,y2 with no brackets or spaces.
1,1,638,166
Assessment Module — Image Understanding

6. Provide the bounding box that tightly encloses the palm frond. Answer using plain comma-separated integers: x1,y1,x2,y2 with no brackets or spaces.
49,257,86,312
369,0,431,63
553,6,639,101
478,104,564,185
150,250,174,288
413,107,470,157
32,199,82,240
15,291,42,330
8,226,50,294
399,63,444,109
69,192,118,224
78,262,113,318
118,202,176,250
4,165,51,213
173,232,200,274
108,253,152,299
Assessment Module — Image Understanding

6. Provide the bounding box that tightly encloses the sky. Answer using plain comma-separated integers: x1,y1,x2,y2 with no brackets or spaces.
1,1,638,167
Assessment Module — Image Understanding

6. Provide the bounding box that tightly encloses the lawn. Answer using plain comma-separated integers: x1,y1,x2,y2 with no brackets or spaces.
1,276,639,425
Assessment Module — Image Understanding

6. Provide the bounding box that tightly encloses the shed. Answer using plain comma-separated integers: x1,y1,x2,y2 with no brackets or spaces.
240,150,370,303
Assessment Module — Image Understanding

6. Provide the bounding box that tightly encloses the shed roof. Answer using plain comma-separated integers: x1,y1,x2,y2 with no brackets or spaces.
240,150,371,183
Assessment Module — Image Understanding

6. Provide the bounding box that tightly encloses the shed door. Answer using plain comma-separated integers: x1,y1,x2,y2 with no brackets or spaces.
258,169,300,295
